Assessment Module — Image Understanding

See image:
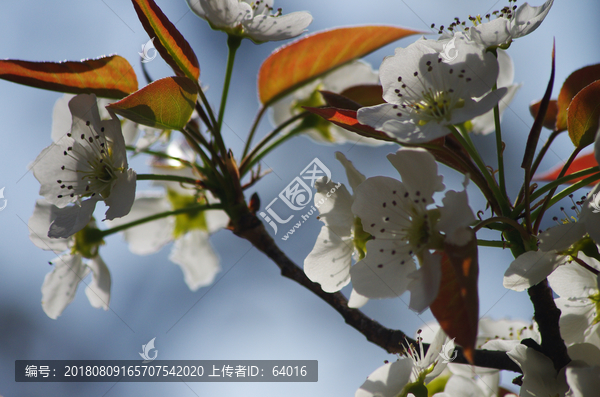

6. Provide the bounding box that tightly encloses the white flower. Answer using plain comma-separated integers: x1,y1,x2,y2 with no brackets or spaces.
350,147,475,312
468,50,522,135
32,93,137,238
504,185,600,292
303,152,369,307
356,328,451,397
186,0,312,42
357,34,506,144
467,0,554,49
272,60,386,145
547,255,600,347
28,200,110,319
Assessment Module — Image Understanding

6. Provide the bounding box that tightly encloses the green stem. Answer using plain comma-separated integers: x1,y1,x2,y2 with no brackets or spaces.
531,172,600,223
492,87,507,200
450,125,510,215
136,173,199,185
198,86,219,136
216,35,242,140
532,147,582,232
100,204,222,237
241,121,307,176
126,146,199,170
240,112,309,175
477,239,511,248
242,105,267,160
511,168,600,217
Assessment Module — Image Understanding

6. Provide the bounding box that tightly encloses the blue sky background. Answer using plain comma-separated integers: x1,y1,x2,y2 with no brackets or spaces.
1,0,599,395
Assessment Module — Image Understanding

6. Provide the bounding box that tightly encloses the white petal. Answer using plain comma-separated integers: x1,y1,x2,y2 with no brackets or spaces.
28,199,70,253
387,148,444,204
103,168,137,220
468,18,511,48
304,226,353,293
350,239,416,299
407,251,442,313
84,255,111,310
450,87,508,125
244,11,312,42
510,0,554,39
567,343,600,367
348,289,369,308
313,178,354,233
437,181,476,244
507,344,569,397
503,250,567,291
548,257,598,298
51,94,75,142
32,139,79,208
106,193,174,255
539,222,586,252
471,84,520,135
169,229,220,291
335,152,366,193
355,359,414,397
321,60,379,92
442,375,486,397
42,253,89,319
48,198,99,239
567,366,600,397
196,0,252,29
121,120,140,146
555,297,594,345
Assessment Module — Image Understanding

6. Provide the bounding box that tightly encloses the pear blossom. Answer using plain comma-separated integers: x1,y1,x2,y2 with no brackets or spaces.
186,0,312,43
28,200,110,319
31,93,137,238
467,0,554,50
356,328,452,397
468,50,522,135
108,142,228,290
350,147,475,312
504,185,600,291
303,152,370,308
357,34,507,144
547,254,600,347
272,60,386,145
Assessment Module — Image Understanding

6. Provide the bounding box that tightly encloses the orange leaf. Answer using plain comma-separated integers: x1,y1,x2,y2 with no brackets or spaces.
133,0,200,81
107,76,197,130
430,230,479,364
529,98,558,131
0,55,137,99
556,64,600,131
258,25,422,106
534,152,598,185
303,106,396,142
567,80,600,148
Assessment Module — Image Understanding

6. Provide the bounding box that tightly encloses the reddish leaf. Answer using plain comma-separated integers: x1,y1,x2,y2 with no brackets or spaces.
556,64,600,131
303,106,396,142
132,0,200,81
258,25,422,106
107,76,197,130
0,55,137,99
534,152,598,185
319,90,362,111
529,99,558,131
430,230,479,364
340,84,384,107
567,80,600,148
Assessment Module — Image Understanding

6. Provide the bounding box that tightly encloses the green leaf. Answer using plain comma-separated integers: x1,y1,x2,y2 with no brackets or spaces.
107,76,197,130
132,0,200,81
0,55,137,99
567,80,600,148
258,25,422,106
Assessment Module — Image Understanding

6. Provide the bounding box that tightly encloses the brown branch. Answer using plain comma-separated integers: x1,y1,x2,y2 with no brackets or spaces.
232,212,522,373
527,280,571,371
